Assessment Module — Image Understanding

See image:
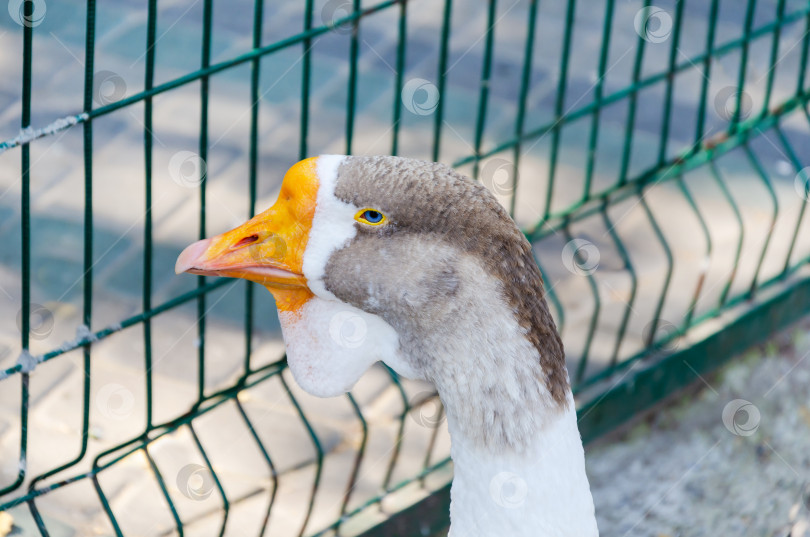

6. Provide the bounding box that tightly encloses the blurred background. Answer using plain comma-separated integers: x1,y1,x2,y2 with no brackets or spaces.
0,0,809,536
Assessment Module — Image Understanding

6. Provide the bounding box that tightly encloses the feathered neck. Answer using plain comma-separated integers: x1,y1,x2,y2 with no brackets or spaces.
413,266,599,536
443,391,598,537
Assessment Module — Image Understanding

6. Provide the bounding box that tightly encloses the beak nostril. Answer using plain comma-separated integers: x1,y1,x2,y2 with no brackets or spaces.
233,234,259,248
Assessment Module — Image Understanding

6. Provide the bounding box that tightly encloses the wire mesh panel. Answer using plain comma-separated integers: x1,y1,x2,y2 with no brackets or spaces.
0,0,809,535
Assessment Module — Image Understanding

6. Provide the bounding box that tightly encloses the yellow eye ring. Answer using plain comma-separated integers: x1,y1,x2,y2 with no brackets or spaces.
354,208,386,226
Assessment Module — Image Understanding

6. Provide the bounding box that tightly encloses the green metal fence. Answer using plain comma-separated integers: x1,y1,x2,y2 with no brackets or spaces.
1,0,810,535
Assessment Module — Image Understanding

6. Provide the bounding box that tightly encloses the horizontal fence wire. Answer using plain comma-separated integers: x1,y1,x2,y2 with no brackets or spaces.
1,0,810,536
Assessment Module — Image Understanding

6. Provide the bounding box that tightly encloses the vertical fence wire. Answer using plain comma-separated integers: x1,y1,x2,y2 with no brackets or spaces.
582,0,615,203
640,187,674,348
617,0,649,187
601,203,637,368
244,0,265,375
742,145,778,295
676,176,712,330
345,0,361,156
544,0,577,219
27,0,98,500
299,0,313,160
196,0,214,404
761,0,787,117
693,0,720,151
775,126,809,274
390,0,407,156
2,2,810,536
431,0,452,163
471,0,497,180
143,0,158,431
657,0,685,166
144,446,185,536
234,398,279,537
509,0,539,218
731,0,757,132
188,423,229,536
0,0,36,500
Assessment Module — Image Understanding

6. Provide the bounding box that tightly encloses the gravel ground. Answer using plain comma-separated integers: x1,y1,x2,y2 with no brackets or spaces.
587,316,810,537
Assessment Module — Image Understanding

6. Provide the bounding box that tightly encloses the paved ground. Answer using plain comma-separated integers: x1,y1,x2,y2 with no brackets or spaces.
587,313,810,537
0,0,809,536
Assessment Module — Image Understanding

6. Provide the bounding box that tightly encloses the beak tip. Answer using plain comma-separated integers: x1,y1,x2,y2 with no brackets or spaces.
176,238,213,275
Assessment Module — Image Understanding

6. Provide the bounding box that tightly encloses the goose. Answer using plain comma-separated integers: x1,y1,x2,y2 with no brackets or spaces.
175,155,599,537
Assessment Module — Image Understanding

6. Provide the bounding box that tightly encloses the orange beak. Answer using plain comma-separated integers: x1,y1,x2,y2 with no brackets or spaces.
175,157,320,311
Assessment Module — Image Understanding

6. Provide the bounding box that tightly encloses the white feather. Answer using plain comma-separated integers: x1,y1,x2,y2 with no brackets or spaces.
448,393,598,537
279,298,405,397
303,154,353,300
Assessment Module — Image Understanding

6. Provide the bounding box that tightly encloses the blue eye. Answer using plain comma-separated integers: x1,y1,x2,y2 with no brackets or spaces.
355,209,386,225
363,210,382,223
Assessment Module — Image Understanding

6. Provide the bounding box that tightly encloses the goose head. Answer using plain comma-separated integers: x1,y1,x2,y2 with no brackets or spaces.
176,155,599,536
176,155,570,451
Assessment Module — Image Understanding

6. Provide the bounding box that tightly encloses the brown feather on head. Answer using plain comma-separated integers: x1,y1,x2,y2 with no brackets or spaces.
328,156,569,407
